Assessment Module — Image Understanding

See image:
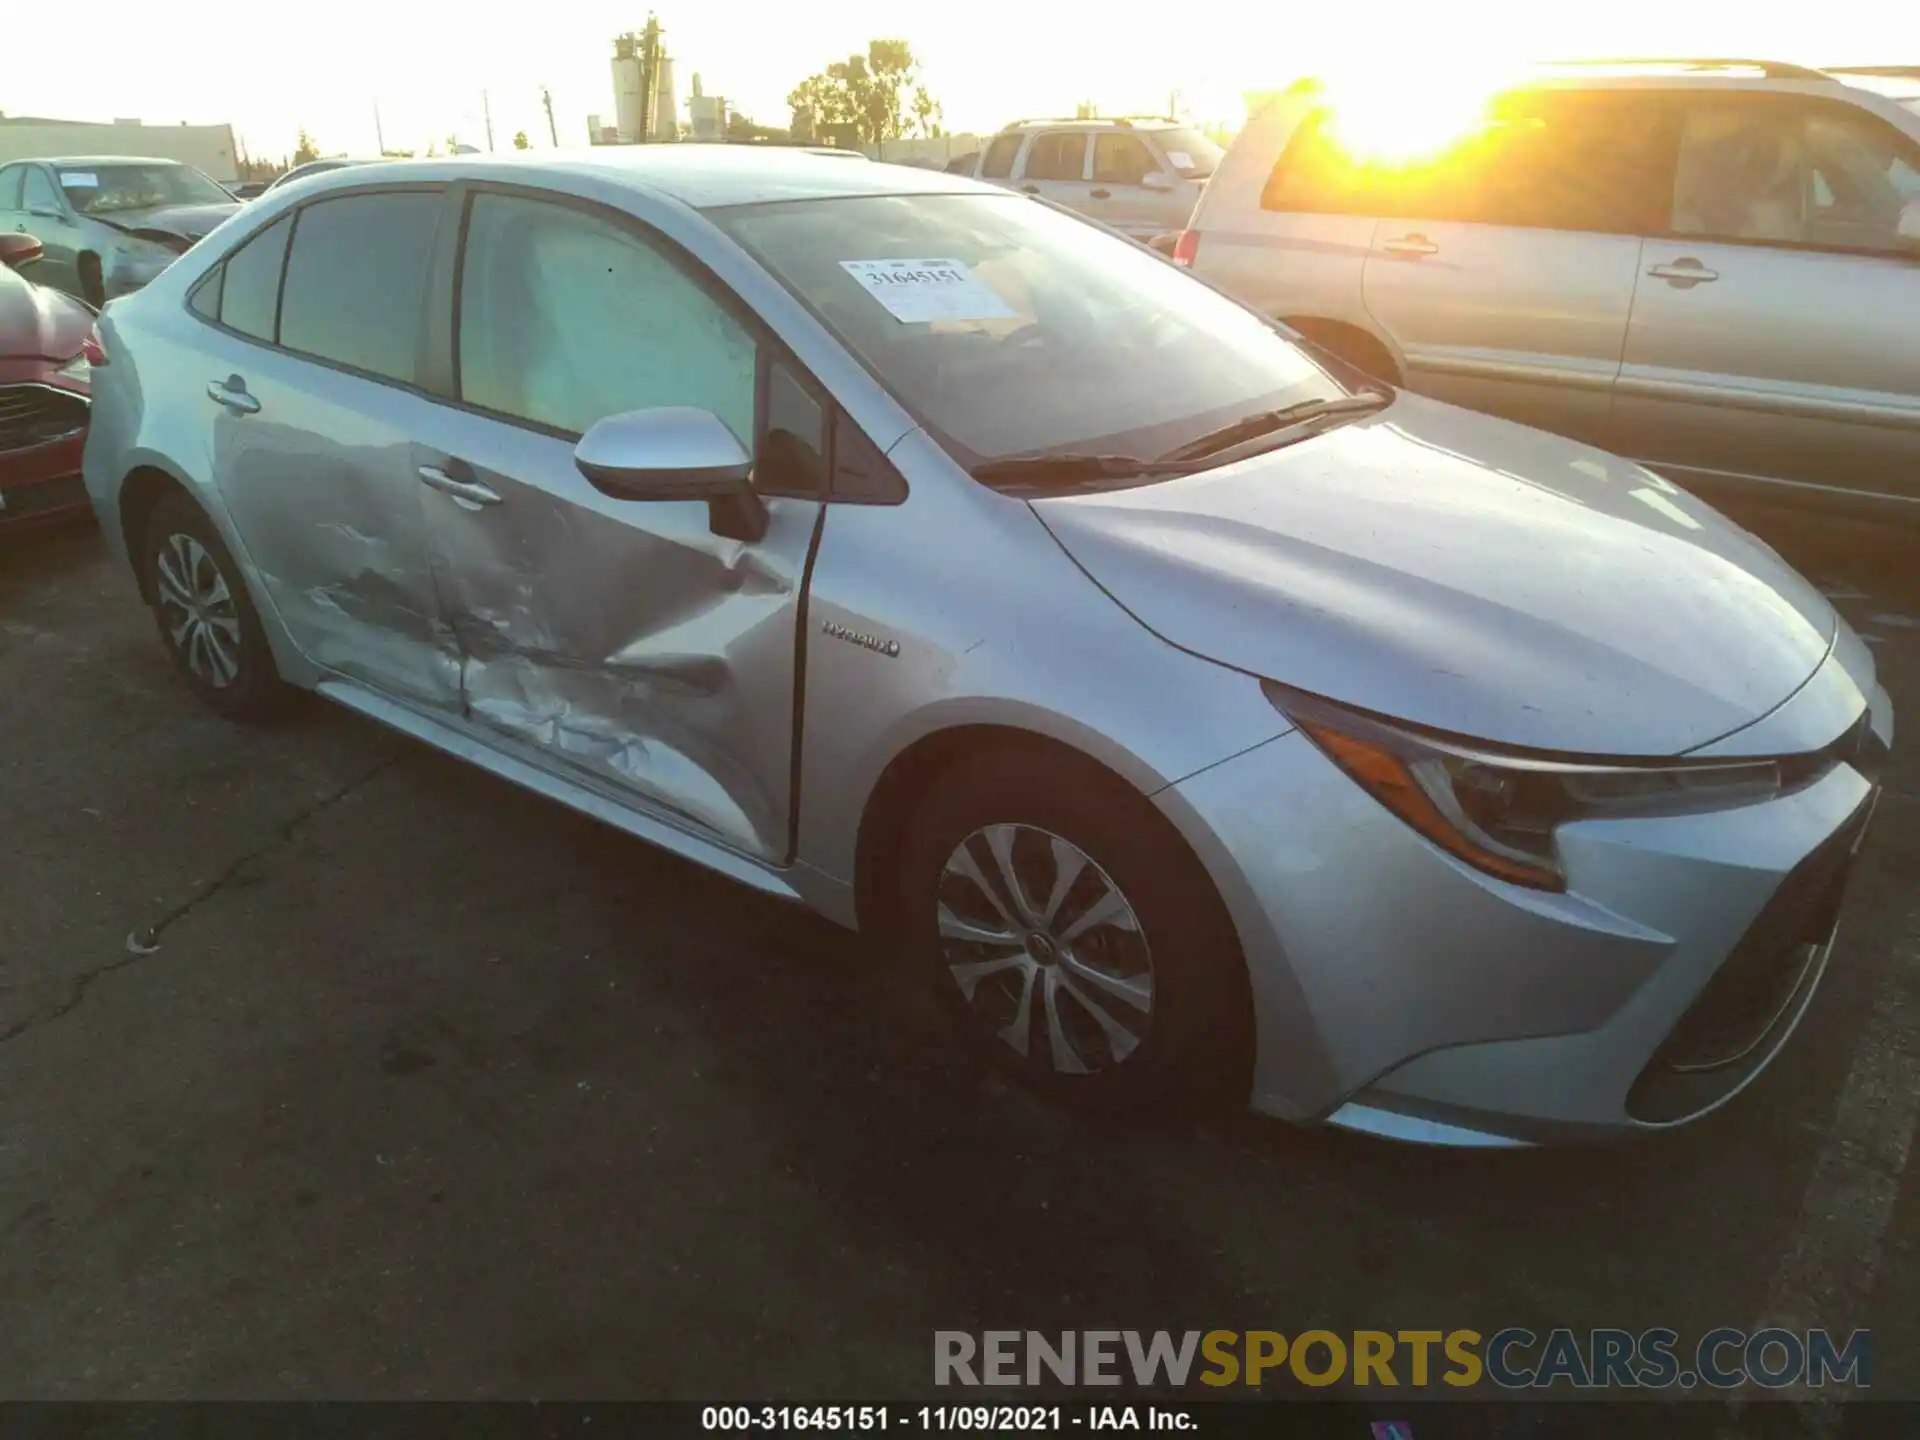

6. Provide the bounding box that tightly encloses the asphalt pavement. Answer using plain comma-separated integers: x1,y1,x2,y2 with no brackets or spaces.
0,508,1915,1430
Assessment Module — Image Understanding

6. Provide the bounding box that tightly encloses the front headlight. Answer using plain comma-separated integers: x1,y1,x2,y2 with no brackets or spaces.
1268,684,1816,891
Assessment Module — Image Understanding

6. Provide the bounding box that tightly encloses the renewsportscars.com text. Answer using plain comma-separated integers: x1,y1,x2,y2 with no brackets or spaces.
934,1328,1872,1391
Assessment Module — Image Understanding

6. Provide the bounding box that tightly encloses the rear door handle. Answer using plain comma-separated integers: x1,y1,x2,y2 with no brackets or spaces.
1647,260,1719,285
1020,183,1040,195
1090,188,1111,199
206,377,260,414
1380,234,1440,257
417,463,503,508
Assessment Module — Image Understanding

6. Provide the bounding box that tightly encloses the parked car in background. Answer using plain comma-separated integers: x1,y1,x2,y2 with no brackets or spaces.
955,117,1222,238
0,233,96,527
83,149,1891,1145
0,156,239,306
1178,59,1920,521
260,157,377,194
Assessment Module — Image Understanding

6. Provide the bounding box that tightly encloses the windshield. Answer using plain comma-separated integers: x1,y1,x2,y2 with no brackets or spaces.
58,163,233,215
715,193,1344,476
1154,126,1225,178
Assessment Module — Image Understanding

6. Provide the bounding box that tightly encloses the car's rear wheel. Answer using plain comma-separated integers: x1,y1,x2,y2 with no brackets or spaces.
143,494,289,722
898,747,1250,1114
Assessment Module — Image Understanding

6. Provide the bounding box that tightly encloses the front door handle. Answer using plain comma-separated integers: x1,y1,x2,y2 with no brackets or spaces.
1647,259,1719,286
206,377,260,414
417,463,503,507
1020,183,1040,195
1090,188,1111,199
1380,234,1440,257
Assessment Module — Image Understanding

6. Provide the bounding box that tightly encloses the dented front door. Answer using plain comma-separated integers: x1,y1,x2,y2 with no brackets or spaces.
409,417,819,865
409,188,822,864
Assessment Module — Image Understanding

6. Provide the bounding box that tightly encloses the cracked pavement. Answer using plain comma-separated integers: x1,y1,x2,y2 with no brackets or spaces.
0,514,1916,1423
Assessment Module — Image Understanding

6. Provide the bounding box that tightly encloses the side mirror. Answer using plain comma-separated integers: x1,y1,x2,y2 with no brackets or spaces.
574,406,767,541
575,406,752,499
0,233,44,270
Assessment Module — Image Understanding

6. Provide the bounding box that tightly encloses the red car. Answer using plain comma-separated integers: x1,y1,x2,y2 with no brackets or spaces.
1,232,98,527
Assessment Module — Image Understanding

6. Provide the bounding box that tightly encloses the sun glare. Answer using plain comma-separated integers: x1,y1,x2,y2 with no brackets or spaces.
1315,60,1525,167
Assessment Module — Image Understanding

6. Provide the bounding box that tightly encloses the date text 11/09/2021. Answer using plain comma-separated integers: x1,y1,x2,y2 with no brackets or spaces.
703,1408,1190,1431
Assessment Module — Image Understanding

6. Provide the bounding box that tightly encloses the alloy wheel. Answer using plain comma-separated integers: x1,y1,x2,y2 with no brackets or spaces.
936,823,1155,1075
153,532,242,689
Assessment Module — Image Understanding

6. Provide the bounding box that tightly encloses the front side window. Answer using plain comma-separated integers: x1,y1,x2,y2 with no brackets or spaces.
980,135,1022,180
456,192,755,443
278,191,441,383
717,192,1344,473
1093,134,1156,186
1265,91,1673,233
1152,127,1225,179
1022,132,1088,182
1672,99,1920,252
22,167,63,215
56,163,232,215
0,167,22,210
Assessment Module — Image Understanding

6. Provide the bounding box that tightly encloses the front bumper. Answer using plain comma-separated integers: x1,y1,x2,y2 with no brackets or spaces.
1157,683,1892,1144
1,397,89,527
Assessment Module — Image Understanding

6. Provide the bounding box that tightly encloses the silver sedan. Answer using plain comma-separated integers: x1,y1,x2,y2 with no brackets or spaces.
80,149,1893,1144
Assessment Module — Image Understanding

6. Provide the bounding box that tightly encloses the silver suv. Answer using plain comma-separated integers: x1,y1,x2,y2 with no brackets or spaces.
1181,61,1920,520
962,118,1222,239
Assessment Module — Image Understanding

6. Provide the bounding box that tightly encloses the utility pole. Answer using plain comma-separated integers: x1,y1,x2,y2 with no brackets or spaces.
542,86,558,146
483,91,495,151
374,100,386,155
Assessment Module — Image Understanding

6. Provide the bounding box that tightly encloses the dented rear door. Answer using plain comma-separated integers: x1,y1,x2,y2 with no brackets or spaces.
204,186,462,709
409,187,826,864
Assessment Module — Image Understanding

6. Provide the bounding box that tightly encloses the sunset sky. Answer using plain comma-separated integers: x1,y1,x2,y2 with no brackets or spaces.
0,2,1892,163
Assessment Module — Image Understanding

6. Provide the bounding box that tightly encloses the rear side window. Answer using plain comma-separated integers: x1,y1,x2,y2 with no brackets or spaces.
980,134,1022,180
1023,132,1088,181
216,213,292,341
278,191,441,384
0,167,22,209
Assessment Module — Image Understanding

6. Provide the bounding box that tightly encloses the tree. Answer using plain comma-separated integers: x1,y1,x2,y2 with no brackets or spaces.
787,39,942,147
513,130,531,150
292,128,322,166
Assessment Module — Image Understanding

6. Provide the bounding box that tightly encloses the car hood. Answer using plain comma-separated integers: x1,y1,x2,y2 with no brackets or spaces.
1032,393,1836,756
100,201,238,242
0,269,93,362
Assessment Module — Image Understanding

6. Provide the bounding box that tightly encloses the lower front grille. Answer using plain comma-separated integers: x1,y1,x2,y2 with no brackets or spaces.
1627,790,1876,1124
0,474,88,522
0,384,89,453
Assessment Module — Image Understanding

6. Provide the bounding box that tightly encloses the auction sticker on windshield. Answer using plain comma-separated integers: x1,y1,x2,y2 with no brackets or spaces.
839,258,1017,324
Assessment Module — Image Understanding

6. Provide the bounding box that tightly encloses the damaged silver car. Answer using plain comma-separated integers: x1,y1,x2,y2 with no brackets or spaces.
83,151,1891,1144
0,156,239,306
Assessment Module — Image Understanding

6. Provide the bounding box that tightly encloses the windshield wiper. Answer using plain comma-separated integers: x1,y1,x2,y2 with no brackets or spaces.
1158,391,1392,464
970,453,1201,486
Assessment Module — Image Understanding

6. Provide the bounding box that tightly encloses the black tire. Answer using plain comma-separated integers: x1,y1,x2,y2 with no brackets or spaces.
142,493,290,723
78,254,105,309
898,746,1252,1115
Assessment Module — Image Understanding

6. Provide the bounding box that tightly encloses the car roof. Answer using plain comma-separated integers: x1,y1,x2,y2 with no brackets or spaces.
25,155,186,167
299,145,989,211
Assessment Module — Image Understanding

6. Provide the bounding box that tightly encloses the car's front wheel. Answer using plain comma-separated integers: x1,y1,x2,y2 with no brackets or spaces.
898,747,1250,1114
143,494,289,722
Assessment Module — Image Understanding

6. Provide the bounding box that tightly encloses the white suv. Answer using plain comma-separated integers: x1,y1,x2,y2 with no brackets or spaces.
960,118,1223,239
1179,61,1920,520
